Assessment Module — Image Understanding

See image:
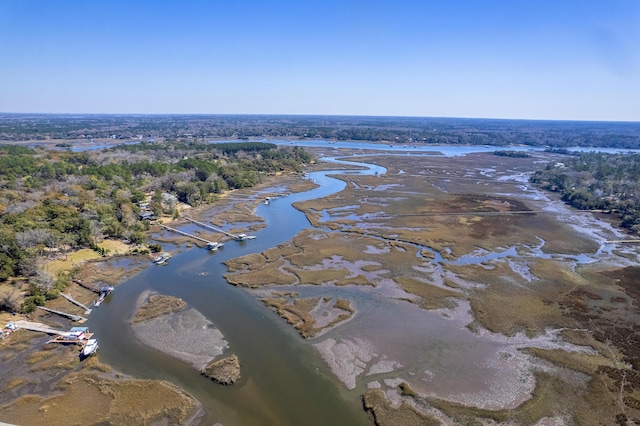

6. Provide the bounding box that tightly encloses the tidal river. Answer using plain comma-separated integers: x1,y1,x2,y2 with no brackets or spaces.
86,158,383,425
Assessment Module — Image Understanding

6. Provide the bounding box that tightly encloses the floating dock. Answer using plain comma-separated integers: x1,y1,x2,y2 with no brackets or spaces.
47,326,94,345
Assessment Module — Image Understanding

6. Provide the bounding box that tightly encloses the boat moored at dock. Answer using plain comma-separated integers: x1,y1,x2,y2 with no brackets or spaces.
81,338,99,358
152,252,171,264
206,242,224,251
94,285,114,307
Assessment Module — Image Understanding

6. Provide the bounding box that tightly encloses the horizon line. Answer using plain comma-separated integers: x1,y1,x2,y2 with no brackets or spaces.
1,112,639,125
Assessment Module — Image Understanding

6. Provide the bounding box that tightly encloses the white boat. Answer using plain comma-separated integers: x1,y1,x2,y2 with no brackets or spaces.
207,242,224,251
82,339,98,357
153,252,170,264
235,233,256,241
94,286,114,307
153,253,170,263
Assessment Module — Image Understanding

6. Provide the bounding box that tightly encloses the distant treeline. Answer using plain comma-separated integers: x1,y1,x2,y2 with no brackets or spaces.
493,150,531,158
1,114,639,149
531,152,640,232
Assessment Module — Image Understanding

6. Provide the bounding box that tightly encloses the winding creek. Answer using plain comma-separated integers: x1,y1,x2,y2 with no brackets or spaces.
87,156,384,425
84,145,631,425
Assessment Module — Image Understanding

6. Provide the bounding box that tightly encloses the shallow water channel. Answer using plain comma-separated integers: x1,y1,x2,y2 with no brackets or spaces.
87,158,381,425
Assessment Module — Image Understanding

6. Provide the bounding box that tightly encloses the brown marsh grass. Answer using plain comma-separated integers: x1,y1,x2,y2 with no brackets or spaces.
132,294,187,323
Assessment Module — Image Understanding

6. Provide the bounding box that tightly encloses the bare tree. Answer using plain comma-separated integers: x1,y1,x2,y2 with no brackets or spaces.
0,287,20,312
16,229,56,250
33,268,54,293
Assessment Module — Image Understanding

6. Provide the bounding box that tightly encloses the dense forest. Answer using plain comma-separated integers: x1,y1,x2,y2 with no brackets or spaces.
0,141,313,312
1,114,639,148
531,152,640,232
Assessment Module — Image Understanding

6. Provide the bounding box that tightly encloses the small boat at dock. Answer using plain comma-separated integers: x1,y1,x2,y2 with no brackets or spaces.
94,286,114,307
153,252,171,264
82,338,98,357
207,242,224,251
235,233,256,241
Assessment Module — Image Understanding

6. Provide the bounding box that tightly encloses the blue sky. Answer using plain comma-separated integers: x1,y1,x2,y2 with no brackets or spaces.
1,0,639,121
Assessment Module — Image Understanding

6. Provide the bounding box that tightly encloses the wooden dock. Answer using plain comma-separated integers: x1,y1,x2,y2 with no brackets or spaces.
183,216,255,241
37,306,87,322
14,320,66,336
182,217,238,239
47,333,94,345
160,224,214,244
604,239,640,244
60,293,92,315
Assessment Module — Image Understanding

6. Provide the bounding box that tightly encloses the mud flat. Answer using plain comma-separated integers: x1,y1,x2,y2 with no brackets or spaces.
131,294,229,370
260,294,356,338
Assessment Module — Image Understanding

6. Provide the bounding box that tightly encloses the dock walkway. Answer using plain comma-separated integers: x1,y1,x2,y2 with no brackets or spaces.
160,224,214,244
60,293,92,315
36,306,87,322
14,320,66,336
183,217,238,239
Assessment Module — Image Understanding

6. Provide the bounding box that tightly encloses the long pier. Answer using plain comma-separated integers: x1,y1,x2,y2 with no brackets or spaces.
60,293,92,315
182,217,238,238
604,240,640,244
160,224,214,244
37,306,87,322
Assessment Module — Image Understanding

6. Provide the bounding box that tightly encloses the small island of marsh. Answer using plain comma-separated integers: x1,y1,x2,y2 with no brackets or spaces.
201,354,241,385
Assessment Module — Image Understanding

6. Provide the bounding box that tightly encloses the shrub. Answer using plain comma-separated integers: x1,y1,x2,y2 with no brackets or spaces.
22,295,45,313
148,244,162,253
